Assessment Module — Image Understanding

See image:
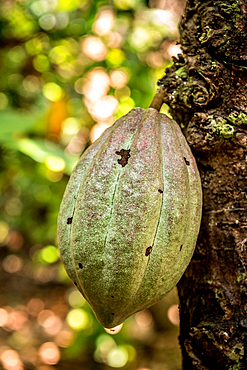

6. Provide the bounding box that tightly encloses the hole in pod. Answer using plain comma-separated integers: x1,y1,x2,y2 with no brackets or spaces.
67,217,73,224
145,246,152,256
183,157,190,166
115,149,131,167
158,189,163,193
79,263,83,269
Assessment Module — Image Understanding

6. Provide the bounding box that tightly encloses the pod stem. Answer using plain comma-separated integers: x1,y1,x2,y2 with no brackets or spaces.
149,87,165,112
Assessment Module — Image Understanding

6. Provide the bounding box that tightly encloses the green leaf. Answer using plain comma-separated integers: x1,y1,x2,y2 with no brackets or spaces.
12,138,78,175
0,109,37,143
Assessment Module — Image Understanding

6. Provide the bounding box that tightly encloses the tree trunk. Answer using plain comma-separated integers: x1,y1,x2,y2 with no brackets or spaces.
158,0,247,368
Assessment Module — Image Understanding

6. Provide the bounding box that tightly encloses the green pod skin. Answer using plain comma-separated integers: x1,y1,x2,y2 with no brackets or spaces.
57,108,202,329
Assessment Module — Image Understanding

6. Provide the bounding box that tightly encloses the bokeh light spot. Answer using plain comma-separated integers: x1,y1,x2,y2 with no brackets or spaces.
39,342,60,365
38,310,54,326
8,46,26,64
42,314,63,336
89,95,118,121
0,349,24,370
82,36,107,61
167,304,180,326
55,13,69,29
2,255,23,274
43,83,64,102
113,0,139,10
106,49,125,65
167,43,182,58
93,8,115,36
27,298,45,316
96,333,116,353
46,169,63,182
0,93,9,110
83,68,110,102
23,75,40,93
39,14,56,31
154,9,177,30
0,221,9,244
62,117,79,135
33,54,50,72
69,18,87,35
135,310,153,327
67,308,90,330
110,69,128,89
57,0,87,12
146,51,164,68
129,27,149,52
107,346,128,368
45,156,65,172
49,45,69,65
0,309,8,327
74,78,85,94
68,290,85,308
4,309,28,331
90,122,110,143
117,96,135,116
30,1,52,16
40,245,59,264
5,198,23,216
6,231,24,251
54,329,74,348
124,344,136,361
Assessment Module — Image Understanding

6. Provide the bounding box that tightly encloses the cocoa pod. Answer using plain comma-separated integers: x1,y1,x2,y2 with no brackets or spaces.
57,108,202,328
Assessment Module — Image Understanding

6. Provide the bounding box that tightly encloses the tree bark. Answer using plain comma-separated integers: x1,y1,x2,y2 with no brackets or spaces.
158,1,247,368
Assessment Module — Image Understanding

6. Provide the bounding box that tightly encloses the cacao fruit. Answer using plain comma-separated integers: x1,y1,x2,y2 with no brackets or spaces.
57,107,202,329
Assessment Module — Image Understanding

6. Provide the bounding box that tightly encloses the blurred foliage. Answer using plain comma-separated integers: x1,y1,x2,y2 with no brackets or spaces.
0,0,184,368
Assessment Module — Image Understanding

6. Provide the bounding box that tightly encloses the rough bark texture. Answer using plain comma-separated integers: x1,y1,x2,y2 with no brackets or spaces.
158,1,247,369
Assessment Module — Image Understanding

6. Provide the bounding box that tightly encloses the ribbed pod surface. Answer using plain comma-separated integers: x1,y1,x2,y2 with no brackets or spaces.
57,108,202,328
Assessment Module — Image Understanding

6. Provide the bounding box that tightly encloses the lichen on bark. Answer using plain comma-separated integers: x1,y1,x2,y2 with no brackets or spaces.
158,0,247,369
